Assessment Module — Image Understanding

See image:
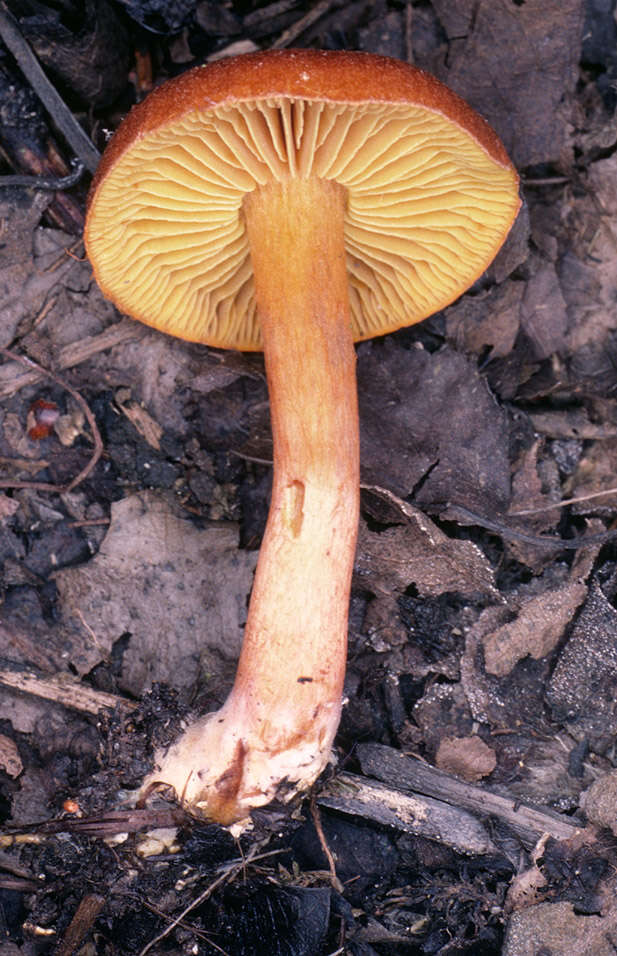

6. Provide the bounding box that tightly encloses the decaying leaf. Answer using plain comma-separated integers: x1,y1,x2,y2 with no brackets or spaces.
429,0,585,167
566,437,617,515
89,332,259,438
356,499,496,601
479,544,598,678
565,155,617,359
445,281,523,361
0,193,56,346
546,583,617,741
505,438,561,570
580,769,617,836
529,407,617,442
412,683,474,754
504,832,551,914
482,580,587,677
53,491,257,697
519,262,569,361
504,864,549,915
357,341,510,516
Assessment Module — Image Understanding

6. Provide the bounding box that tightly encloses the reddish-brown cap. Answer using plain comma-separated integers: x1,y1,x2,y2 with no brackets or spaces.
85,49,521,350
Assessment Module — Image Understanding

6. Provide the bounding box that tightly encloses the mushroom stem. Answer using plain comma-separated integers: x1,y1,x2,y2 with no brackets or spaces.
143,177,359,823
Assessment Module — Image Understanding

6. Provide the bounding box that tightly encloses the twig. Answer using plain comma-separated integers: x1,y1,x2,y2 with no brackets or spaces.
446,503,617,551
310,791,344,893
138,877,232,954
362,483,616,552
0,668,133,715
0,347,103,493
135,896,230,955
33,296,58,328
0,875,39,891
0,158,85,190
2,808,186,839
230,448,273,466
75,609,105,653
0,320,146,397
355,743,583,848
243,0,298,30
319,771,497,856
137,845,271,956
510,486,617,515
0,849,35,879
54,893,105,956
0,2,100,173
522,175,570,187
405,1,414,64
45,238,86,272
68,517,110,528
271,0,337,48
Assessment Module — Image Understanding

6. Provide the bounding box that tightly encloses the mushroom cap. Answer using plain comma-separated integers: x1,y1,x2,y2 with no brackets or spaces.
85,49,520,351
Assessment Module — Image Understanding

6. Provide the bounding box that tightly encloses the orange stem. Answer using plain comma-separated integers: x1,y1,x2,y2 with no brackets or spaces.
142,177,359,823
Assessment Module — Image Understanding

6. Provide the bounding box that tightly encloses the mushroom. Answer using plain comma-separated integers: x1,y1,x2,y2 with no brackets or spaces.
84,49,520,824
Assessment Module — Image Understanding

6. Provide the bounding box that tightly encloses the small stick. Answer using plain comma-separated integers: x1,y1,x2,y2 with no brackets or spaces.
54,893,105,956
405,1,414,64
137,846,276,956
0,2,100,173
0,668,133,715
68,517,110,528
522,175,570,187
243,0,297,29
355,743,583,848
447,503,617,551
0,159,85,190
310,791,344,893
136,897,230,954
271,0,336,48
0,347,103,494
510,486,617,515
0,320,145,397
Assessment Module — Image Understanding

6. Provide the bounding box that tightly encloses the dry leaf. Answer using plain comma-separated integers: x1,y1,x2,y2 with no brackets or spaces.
435,734,496,782
0,733,22,778
53,491,257,697
115,391,163,451
504,864,548,915
429,0,585,167
358,341,510,515
356,509,496,600
580,769,617,836
547,584,617,742
483,581,587,677
0,495,19,520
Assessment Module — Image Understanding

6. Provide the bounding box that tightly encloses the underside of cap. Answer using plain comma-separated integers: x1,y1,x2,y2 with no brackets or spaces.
85,51,521,351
